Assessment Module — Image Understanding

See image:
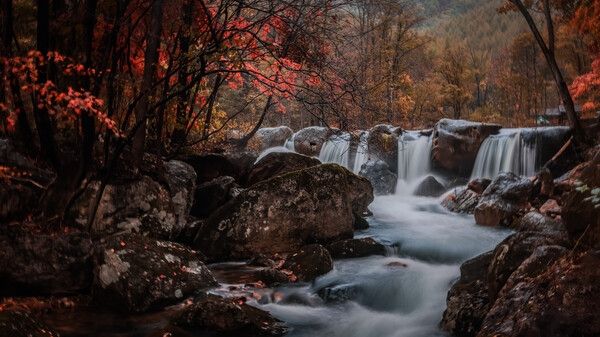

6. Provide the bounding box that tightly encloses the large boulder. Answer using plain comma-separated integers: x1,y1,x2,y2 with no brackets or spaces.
72,176,181,239
358,160,397,195
478,250,600,337
194,164,373,260
441,251,493,337
561,152,600,248
0,311,59,337
474,173,533,227
367,125,402,172
247,152,321,186
413,175,446,197
173,294,287,336
431,119,501,176
248,126,294,152
282,244,333,282
93,234,217,313
0,225,93,296
327,238,386,259
513,211,566,233
191,176,238,218
292,126,335,156
486,231,569,303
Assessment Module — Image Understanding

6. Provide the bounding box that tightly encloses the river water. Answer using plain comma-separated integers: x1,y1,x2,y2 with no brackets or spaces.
253,194,510,337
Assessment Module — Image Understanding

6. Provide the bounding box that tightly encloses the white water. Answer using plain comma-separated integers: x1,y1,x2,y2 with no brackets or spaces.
319,133,352,169
285,134,296,152
470,129,537,180
255,146,294,164
353,132,369,174
253,194,509,337
396,133,433,193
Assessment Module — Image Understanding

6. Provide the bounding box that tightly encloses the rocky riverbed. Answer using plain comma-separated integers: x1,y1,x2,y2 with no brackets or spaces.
1,119,598,337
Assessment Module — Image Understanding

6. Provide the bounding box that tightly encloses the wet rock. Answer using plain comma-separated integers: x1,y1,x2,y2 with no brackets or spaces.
191,176,237,218
442,187,481,214
0,225,93,296
247,152,321,186
0,311,59,337
367,124,402,172
327,238,386,259
413,175,446,197
318,283,359,303
431,119,501,176
357,160,395,195
93,234,217,313
358,160,397,195
496,245,567,297
561,153,600,248
248,126,294,152
174,294,287,336
194,164,373,260
255,268,290,286
514,212,566,233
441,251,493,337
486,231,569,302
467,178,491,194
539,198,561,216
283,244,333,282
72,176,182,239
292,126,335,157
180,152,257,185
479,250,600,337
474,173,533,227
353,213,370,230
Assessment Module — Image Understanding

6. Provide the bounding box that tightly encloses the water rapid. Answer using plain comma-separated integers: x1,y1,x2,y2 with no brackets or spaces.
251,194,510,337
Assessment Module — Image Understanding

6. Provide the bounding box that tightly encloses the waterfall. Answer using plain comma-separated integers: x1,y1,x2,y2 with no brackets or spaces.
397,132,433,183
471,129,537,179
284,133,296,152
319,133,351,168
353,132,369,174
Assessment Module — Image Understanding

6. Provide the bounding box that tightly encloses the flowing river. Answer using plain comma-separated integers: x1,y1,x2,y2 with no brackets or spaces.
250,193,510,337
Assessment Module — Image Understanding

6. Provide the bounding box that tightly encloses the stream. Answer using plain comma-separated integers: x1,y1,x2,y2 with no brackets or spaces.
249,193,510,337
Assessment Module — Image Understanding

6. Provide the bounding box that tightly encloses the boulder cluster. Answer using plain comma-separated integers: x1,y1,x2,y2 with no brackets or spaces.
441,146,600,337
0,138,378,336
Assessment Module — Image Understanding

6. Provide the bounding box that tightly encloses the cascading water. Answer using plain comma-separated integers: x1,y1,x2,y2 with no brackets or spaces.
353,132,369,174
396,132,433,192
319,133,352,169
471,129,537,179
284,133,296,152
251,194,510,337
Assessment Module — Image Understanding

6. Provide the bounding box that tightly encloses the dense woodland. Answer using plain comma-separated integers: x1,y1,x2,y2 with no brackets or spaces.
1,1,600,336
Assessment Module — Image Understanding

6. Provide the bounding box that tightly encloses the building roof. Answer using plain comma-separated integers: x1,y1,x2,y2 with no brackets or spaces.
544,105,582,117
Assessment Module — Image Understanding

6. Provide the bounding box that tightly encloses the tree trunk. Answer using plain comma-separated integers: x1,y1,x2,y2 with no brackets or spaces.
511,0,586,145
79,0,97,183
131,0,164,166
170,0,194,148
34,0,60,170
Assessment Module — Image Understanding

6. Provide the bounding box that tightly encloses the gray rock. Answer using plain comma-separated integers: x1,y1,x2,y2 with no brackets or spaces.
431,119,501,176
194,164,373,260
474,173,533,227
283,244,333,282
93,234,217,313
249,126,294,151
327,238,386,259
359,160,397,195
413,175,446,197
